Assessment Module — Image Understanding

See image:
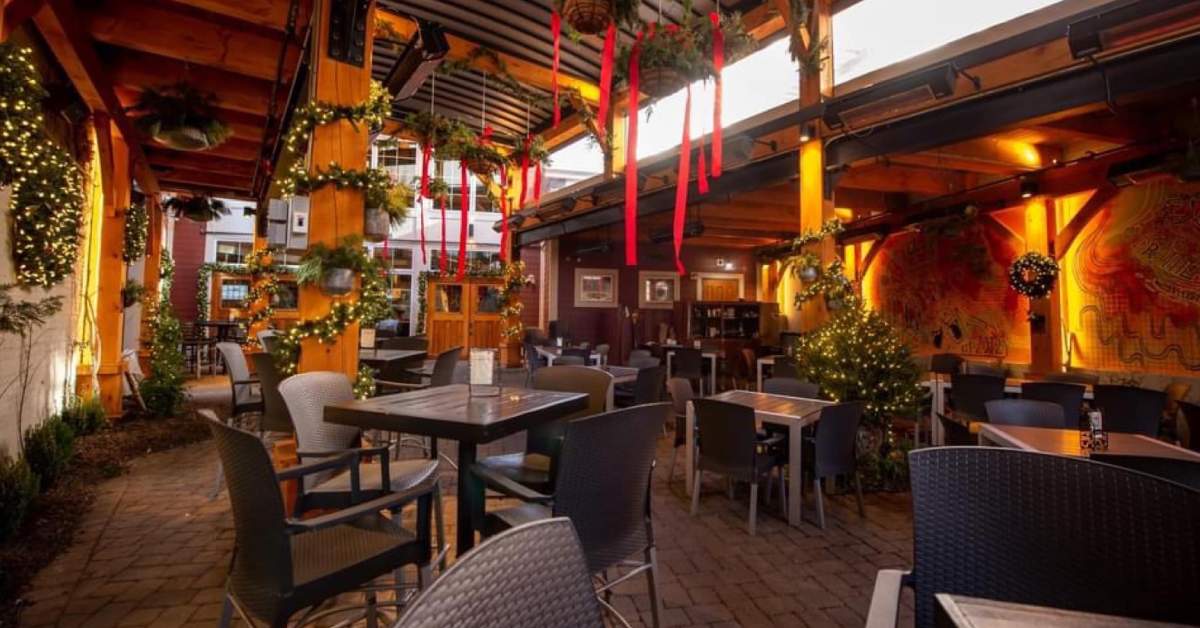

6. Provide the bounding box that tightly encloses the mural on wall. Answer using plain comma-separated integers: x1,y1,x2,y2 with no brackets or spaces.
1066,181,1200,373
866,219,1029,361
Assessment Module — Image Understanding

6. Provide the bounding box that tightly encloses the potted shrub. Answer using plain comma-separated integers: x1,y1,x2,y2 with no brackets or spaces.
296,236,371,296
617,14,755,98
555,0,639,34
130,83,231,151
364,177,413,242
164,195,231,222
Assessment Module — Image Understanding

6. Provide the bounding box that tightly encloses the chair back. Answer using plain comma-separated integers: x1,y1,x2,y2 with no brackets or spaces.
629,356,660,369
1093,385,1166,436
984,399,1065,429
250,353,294,433
378,336,428,351
554,404,669,573
216,342,256,404
1089,453,1200,491
278,372,359,488
394,518,603,628
632,366,665,404
255,329,277,352
562,348,591,361
741,348,757,379
693,399,758,481
814,402,865,478
1042,370,1100,386
964,361,1006,377
555,355,586,366
779,331,803,355
1021,382,1085,427
1180,401,1200,452
930,353,964,376
667,377,693,446
907,447,1200,627
528,366,613,458
202,410,293,620
628,349,651,362
672,348,704,379
763,377,819,398
949,373,1006,419
429,347,461,386
523,341,546,373
771,355,801,379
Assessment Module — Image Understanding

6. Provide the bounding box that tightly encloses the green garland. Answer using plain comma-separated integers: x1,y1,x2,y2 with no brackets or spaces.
242,248,282,327
1008,251,1059,299
283,81,389,157
499,261,534,340
195,262,249,326
122,203,148,262
439,48,550,107
280,161,391,202
353,364,376,400
0,43,85,288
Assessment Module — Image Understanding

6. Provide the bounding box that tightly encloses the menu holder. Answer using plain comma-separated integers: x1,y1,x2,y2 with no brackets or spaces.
468,348,500,397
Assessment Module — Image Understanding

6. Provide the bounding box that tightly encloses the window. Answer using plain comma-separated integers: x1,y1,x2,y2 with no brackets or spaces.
375,138,418,188
272,281,299,310
639,271,680,309
215,241,253,264
219,279,250,308
389,275,413,327
429,249,502,274
372,247,414,271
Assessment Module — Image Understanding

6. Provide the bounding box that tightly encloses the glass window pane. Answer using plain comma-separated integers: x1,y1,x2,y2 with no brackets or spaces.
220,279,250,307
390,275,412,325
215,241,250,264
435,284,462,313
475,285,501,313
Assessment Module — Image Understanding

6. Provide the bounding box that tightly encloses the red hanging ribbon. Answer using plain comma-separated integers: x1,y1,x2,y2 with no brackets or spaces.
499,167,510,262
597,23,616,135
709,12,724,179
697,129,709,194
551,11,561,127
419,199,427,265
519,135,531,209
439,196,448,274
457,160,469,280
420,143,432,198
673,86,693,276
534,162,543,205
624,31,643,266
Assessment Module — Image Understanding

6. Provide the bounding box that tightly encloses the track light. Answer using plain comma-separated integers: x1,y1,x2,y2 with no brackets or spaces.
799,124,816,143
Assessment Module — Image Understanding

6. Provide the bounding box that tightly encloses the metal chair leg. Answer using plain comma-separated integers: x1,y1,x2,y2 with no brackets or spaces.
854,472,865,518
748,482,759,535
813,477,826,529
218,594,233,628
646,546,663,628
690,470,702,516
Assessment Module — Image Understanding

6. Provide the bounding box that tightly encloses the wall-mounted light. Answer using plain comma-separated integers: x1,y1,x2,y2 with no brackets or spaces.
1019,177,1040,199
715,257,725,268
799,124,816,143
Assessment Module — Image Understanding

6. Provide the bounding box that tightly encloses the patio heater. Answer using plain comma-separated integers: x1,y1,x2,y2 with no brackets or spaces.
384,18,449,100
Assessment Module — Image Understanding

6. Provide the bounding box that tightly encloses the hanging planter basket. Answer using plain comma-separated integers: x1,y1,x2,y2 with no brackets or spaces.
364,207,391,242
639,66,686,99
560,0,613,34
321,268,355,296
130,83,231,152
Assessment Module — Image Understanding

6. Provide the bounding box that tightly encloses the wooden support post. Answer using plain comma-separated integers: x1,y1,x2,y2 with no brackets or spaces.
1025,196,1061,375
797,0,835,331
297,0,374,376
94,114,129,417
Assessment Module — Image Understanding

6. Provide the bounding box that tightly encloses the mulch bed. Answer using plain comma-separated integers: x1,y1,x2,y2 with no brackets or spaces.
0,413,211,627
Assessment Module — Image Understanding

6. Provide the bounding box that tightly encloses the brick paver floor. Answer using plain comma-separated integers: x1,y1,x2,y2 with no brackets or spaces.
17,377,914,628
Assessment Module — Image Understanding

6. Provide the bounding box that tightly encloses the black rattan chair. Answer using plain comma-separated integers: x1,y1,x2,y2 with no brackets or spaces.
629,356,661,369
1042,370,1100,386
807,401,867,529
671,348,706,396
216,342,263,420
1093,385,1166,436
1089,453,1200,490
984,399,1066,429
940,373,1005,445
771,355,801,380
930,353,964,376
615,365,665,408
393,518,603,628
249,352,293,435
628,349,652,362
665,377,694,486
377,346,460,392
1021,381,1085,427
377,336,428,351
477,404,669,627
964,361,1006,377
866,447,1200,628
204,410,435,628
763,377,820,398
523,340,547,386
690,399,787,535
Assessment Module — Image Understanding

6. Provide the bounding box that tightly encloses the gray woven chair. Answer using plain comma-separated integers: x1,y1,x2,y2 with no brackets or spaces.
984,399,1066,429
250,352,293,435
277,372,446,567
615,365,665,408
216,342,263,420
806,401,867,529
203,410,435,628
595,343,610,365
1093,384,1166,436
771,355,801,380
671,348,706,395
473,366,612,498
255,329,278,353
763,377,819,398
1021,381,1085,427
690,398,787,535
555,355,586,366
940,373,1005,445
377,346,461,392
477,404,669,628
629,356,661,369
665,377,694,485
866,447,1200,628
1089,453,1200,490
394,518,603,628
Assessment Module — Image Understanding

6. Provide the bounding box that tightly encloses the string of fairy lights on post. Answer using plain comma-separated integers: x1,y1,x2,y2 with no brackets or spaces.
0,43,85,288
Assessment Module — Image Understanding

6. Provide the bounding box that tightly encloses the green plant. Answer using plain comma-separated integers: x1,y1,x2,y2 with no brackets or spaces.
353,365,376,400
129,83,231,151
367,179,413,226
402,111,463,149
295,236,372,286
121,280,146,308
22,416,75,489
615,12,755,88
122,203,149,262
554,0,641,32
164,195,230,222
59,395,107,436
140,294,187,418
440,125,509,178
0,456,38,541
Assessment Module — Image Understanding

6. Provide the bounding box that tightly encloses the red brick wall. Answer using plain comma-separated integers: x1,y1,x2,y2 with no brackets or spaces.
519,244,542,331
171,219,207,322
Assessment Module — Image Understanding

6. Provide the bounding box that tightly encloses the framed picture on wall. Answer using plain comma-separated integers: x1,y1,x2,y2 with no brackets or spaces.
638,271,679,309
574,268,619,308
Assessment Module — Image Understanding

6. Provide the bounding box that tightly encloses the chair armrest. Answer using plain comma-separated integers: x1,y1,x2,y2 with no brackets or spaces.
232,377,260,386
276,451,357,482
865,569,911,628
286,491,420,533
469,463,553,504
296,449,361,461
375,379,429,391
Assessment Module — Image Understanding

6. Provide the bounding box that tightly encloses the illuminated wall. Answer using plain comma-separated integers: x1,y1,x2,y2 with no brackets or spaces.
863,218,1030,362
1061,181,1200,374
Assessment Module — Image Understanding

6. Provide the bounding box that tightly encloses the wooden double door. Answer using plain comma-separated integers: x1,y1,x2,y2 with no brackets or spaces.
426,277,505,358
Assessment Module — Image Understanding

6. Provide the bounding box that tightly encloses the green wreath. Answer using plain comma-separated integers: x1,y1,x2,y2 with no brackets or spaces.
1008,252,1059,299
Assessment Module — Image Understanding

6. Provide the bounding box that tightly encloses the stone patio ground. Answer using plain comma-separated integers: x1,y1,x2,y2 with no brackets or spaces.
15,376,915,628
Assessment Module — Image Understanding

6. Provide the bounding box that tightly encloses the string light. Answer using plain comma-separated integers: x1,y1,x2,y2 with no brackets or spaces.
122,203,149,262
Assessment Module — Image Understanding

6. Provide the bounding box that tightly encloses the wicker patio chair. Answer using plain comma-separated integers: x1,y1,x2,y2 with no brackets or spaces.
1020,381,1085,427
1093,384,1166,436
984,399,1066,429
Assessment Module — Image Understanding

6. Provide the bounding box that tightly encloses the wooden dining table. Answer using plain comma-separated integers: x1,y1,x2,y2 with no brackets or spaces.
685,390,831,527
935,594,1185,628
325,384,588,555
978,423,1200,461
357,348,427,368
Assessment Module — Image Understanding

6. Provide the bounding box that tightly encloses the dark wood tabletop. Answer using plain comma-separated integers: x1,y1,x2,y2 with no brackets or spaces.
978,424,1200,462
708,390,831,424
325,384,588,443
357,349,427,364
935,594,1184,627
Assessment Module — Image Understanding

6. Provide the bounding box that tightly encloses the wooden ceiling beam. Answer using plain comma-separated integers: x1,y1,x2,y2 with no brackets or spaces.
377,9,600,104
108,49,275,116
87,0,295,81
837,164,969,196
156,166,254,190
3,0,46,38
148,137,262,162
33,0,159,194
887,137,1045,175
145,149,257,178
162,0,294,32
